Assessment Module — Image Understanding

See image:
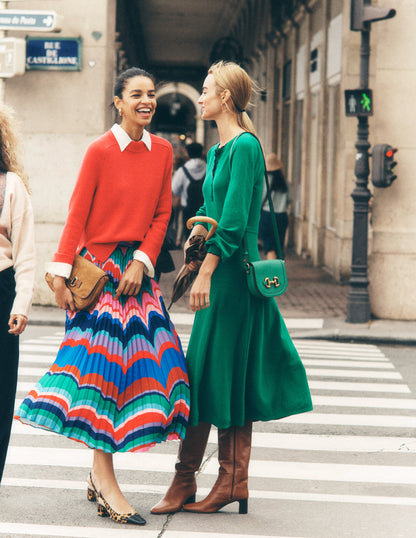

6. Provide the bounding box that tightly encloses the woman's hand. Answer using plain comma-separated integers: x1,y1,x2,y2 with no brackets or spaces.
115,260,144,301
8,314,28,335
190,271,211,311
189,253,220,312
53,276,76,311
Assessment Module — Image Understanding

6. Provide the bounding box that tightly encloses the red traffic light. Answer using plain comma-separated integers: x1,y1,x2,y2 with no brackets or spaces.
385,148,397,159
371,144,398,188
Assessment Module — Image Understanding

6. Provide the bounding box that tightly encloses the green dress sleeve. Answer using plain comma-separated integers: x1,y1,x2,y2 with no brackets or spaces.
205,134,263,260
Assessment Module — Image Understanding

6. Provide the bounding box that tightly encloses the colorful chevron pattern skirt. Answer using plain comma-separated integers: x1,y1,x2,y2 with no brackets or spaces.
15,246,190,453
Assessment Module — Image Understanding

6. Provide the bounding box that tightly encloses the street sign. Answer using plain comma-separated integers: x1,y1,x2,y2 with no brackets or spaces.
345,89,373,116
26,38,82,71
0,38,25,77
0,10,63,32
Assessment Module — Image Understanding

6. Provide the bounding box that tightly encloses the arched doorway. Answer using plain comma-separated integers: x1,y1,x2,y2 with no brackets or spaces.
153,82,203,171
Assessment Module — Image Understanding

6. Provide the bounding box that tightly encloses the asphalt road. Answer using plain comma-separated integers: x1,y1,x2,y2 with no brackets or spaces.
1,324,415,538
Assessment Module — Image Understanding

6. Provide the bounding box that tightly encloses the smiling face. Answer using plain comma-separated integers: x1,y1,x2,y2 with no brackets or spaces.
114,75,157,137
198,74,223,121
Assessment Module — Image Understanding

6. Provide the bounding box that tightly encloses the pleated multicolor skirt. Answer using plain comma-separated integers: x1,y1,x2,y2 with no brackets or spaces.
15,246,190,453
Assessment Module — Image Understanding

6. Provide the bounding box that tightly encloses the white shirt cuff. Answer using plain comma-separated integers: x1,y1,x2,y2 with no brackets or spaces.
133,250,155,278
45,261,72,279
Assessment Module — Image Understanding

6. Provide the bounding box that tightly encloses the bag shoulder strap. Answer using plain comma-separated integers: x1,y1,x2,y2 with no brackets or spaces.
182,164,196,182
229,133,283,260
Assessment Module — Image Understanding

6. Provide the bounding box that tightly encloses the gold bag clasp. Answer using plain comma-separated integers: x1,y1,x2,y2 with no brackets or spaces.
264,276,280,289
68,276,81,288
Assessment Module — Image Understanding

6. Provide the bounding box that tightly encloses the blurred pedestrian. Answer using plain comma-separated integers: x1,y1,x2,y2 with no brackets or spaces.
15,67,190,525
172,142,206,244
0,104,35,484
152,61,312,516
259,153,289,259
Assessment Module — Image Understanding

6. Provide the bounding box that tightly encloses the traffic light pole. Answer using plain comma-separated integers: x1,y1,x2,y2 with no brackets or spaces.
346,29,372,323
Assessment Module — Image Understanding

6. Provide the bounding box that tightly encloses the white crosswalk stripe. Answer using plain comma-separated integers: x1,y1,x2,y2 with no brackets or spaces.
0,523,297,538
2,328,415,537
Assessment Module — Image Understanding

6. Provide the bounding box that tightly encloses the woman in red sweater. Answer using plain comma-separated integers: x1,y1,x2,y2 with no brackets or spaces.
15,68,190,526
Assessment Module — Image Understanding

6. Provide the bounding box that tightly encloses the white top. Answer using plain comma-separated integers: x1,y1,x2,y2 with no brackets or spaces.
261,187,290,214
0,172,36,316
47,124,155,279
172,158,206,207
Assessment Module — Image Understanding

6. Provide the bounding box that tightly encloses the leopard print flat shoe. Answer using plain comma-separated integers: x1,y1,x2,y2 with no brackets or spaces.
97,492,146,526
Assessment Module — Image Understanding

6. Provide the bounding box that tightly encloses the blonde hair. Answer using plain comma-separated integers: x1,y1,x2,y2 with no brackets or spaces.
0,103,29,192
208,60,257,136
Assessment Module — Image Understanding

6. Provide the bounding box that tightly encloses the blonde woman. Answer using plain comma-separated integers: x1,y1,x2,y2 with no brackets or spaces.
0,104,35,484
152,61,312,515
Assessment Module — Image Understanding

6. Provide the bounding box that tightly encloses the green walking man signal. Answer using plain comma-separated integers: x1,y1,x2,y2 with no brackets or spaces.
345,89,373,116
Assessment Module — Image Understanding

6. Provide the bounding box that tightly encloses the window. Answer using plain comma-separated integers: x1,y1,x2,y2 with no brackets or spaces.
310,48,318,73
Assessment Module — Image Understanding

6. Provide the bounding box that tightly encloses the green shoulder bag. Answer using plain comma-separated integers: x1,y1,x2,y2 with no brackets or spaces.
231,133,288,298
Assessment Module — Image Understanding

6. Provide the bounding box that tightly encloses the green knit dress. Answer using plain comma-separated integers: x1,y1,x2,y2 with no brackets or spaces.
186,133,312,428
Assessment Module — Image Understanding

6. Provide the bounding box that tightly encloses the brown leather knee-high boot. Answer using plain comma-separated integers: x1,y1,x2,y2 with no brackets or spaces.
183,421,252,514
151,422,211,514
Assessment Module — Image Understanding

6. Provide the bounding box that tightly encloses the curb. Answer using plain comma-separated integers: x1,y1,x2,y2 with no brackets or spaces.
289,329,416,345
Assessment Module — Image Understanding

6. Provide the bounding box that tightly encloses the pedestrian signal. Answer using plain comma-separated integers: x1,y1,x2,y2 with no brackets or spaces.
345,89,373,116
371,144,398,188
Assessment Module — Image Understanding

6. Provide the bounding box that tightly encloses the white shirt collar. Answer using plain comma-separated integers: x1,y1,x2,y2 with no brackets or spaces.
111,123,152,152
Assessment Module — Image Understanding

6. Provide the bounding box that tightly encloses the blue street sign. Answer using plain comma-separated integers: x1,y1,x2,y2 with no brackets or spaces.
26,38,82,71
0,10,63,32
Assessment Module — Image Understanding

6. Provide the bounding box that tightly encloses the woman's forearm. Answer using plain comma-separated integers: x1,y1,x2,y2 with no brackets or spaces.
199,252,220,277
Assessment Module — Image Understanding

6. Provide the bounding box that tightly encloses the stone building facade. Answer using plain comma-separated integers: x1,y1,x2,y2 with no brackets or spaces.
2,0,414,319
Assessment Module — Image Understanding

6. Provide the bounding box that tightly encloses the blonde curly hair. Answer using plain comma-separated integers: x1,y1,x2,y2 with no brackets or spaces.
0,103,29,192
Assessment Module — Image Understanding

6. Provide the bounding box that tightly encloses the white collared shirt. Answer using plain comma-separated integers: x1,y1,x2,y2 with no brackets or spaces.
46,124,155,280
111,123,152,152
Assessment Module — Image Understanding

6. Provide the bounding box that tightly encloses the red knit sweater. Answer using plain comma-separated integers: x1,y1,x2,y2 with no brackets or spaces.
53,130,172,267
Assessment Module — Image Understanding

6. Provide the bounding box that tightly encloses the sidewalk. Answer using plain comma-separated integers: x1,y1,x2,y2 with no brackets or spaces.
30,250,416,345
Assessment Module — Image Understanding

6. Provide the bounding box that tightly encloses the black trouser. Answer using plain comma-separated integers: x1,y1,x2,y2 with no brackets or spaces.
0,267,18,484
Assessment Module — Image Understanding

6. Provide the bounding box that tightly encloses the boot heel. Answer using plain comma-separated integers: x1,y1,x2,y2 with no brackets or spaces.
238,498,248,514
185,493,196,504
